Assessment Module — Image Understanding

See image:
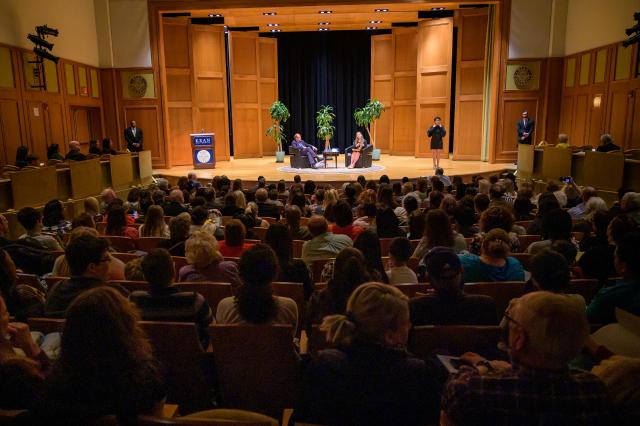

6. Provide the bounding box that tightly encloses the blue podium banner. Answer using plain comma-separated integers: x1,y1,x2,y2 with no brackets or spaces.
194,148,215,165
193,135,213,147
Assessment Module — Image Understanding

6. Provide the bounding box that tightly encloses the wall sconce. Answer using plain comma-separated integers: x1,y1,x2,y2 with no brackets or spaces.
593,95,602,108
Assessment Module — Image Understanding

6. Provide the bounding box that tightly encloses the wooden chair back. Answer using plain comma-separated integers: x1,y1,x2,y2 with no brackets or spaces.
136,237,168,252
517,234,541,251
568,279,600,304
261,217,278,225
96,222,107,234
140,321,213,414
409,325,501,359
108,280,149,293
209,324,299,418
514,220,533,228
111,252,143,264
272,282,305,335
307,324,332,354
16,273,46,293
310,258,333,283
379,238,393,256
43,276,66,290
510,252,532,270
174,282,234,312
137,414,276,426
292,240,305,258
393,283,432,298
172,256,190,280
164,216,173,224
223,257,241,264
250,227,268,242
463,281,527,318
100,235,137,252
27,317,66,334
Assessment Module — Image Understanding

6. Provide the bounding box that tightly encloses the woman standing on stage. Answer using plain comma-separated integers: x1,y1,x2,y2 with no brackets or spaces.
427,116,446,170
347,131,367,169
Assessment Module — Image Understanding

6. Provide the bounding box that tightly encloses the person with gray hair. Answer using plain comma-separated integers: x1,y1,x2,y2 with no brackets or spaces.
163,189,189,217
596,133,620,153
621,192,640,224
568,186,597,219
64,140,86,161
255,187,280,221
583,197,608,222
442,291,615,425
295,282,440,425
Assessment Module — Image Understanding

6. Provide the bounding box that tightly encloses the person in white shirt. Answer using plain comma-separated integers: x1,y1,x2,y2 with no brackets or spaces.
386,237,418,285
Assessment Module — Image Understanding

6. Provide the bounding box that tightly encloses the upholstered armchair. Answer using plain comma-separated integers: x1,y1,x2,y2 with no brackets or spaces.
288,146,312,168
344,144,373,168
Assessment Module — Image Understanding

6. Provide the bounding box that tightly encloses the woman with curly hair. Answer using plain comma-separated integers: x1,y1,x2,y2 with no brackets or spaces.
468,206,521,255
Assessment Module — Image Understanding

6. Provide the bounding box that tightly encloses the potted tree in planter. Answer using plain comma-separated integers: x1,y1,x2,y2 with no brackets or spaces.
266,100,290,163
353,99,385,160
316,105,336,152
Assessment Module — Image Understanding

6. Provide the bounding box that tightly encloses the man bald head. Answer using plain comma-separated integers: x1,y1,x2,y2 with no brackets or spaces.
69,141,81,152
307,215,328,237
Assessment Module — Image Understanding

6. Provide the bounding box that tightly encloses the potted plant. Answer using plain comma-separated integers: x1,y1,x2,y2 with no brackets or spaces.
316,105,336,152
353,99,385,160
266,100,290,163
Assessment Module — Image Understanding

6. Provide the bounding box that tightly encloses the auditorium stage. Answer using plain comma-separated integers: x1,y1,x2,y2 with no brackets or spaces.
154,154,513,184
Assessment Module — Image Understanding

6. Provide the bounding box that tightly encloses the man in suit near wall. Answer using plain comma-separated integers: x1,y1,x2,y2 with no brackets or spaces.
124,120,143,152
517,110,535,145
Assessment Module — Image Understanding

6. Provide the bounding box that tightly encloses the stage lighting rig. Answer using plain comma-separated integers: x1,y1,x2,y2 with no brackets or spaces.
26,24,59,89
622,11,640,48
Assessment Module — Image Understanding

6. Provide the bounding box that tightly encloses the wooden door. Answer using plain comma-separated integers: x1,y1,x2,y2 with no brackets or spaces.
391,28,417,155
415,18,453,158
259,38,278,155
371,34,394,152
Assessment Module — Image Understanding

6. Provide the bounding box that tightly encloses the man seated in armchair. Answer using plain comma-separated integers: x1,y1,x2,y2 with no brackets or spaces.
291,133,318,167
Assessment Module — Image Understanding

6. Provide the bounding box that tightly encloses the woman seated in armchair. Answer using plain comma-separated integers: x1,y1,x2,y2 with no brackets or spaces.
347,131,367,169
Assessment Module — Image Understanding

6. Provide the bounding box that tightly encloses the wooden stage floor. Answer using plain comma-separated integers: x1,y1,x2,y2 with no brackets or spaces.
154,155,512,183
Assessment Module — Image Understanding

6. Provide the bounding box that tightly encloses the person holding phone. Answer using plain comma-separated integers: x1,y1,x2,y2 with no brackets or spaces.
427,116,446,170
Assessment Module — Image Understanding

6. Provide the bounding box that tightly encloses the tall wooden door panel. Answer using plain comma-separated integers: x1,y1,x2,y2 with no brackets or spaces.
371,34,394,152
229,32,262,158
25,101,47,160
259,38,278,155
415,19,453,158
454,10,488,160
0,100,23,165
392,28,417,155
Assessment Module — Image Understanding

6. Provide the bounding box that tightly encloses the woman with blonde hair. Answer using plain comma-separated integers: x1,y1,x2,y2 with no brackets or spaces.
347,131,367,169
295,282,439,425
139,205,170,238
459,228,525,283
322,188,339,223
178,231,241,287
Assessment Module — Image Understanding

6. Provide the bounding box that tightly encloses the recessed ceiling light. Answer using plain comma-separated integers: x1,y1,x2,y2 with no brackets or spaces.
367,26,377,30
267,23,279,27
374,8,389,12
270,29,281,32
318,22,330,25
263,12,277,16
431,7,445,11
319,10,332,14
369,20,382,24
208,13,222,17
319,27,329,31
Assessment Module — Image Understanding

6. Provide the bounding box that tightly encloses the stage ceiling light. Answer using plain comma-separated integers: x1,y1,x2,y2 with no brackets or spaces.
263,12,277,16
319,27,329,31
270,29,281,32
374,8,389,12
369,20,382,24
367,26,378,30
431,7,446,11
267,23,279,27
208,13,222,17
318,22,330,25
319,10,332,14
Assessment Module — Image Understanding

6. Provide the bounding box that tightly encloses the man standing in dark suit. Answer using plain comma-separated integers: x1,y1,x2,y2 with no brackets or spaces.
517,111,535,145
124,120,143,152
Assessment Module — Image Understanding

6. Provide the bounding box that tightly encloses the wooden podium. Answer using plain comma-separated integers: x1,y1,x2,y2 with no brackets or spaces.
190,133,216,169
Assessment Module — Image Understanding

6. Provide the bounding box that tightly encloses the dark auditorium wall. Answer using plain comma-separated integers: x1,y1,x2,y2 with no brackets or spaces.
276,30,372,152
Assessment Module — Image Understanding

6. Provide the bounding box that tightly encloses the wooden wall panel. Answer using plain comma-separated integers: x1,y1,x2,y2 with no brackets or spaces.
0,100,23,165
168,107,193,165
259,38,278,155
371,35,393,152
228,32,269,158
571,94,589,146
123,106,162,163
391,28,417,155
559,95,574,134
454,10,487,160
415,18,453,158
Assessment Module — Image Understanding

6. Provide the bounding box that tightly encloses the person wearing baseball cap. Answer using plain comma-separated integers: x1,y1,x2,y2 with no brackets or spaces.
410,247,497,326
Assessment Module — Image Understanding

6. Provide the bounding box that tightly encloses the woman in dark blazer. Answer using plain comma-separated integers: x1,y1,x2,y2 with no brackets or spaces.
427,116,446,170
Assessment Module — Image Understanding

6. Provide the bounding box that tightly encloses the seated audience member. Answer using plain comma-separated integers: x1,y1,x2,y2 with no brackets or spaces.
410,247,496,325
266,224,313,300
526,193,561,235
101,138,117,155
402,193,419,217
596,133,621,153
217,219,253,258
353,201,377,227
88,140,101,155
139,205,170,238
64,140,86,161
34,287,165,424
0,295,51,410
216,244,298,334
609,187,633,216
528,249,585,306
622,191,640,224
296,283,439,426
501,179,517,204
413,209,467,259
578,214,637,281
377,184,407,224
45,235,111,317
310,189,325,216
434,167,451,187
441,291,614,425
83,196,102,223
17,207,62,251
453,205,479,238
178,231,241,287
131,249,212,347
41,199,72,238
567,186,597,219
186,172,201,192
459,228,525,284
255,188,281,221
124,257,144,281
99,188,117,214
221,191,246,217
52,227,125,280
329,201,364,240
428,190,444,210
407,209,426,240
582,196,608,223
72,212,95,230
375,207,405,238
474,193,490,216
158,213,191,257
105,206,139,239
385,237,418,285
591,356,640,425
527,208,574,254
488,183,511,211
268,189,284,208
306,248,370,329
301,216,353,266
163,189,190,217
244,201,268,229
354,230,389,283
46,144,64,161
513,196,535,221
285,205,311,241
189,206,218,237
469,206,521,255
579,210,612,252
14,146,31,168
555,133,570,148
587,232,640,325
